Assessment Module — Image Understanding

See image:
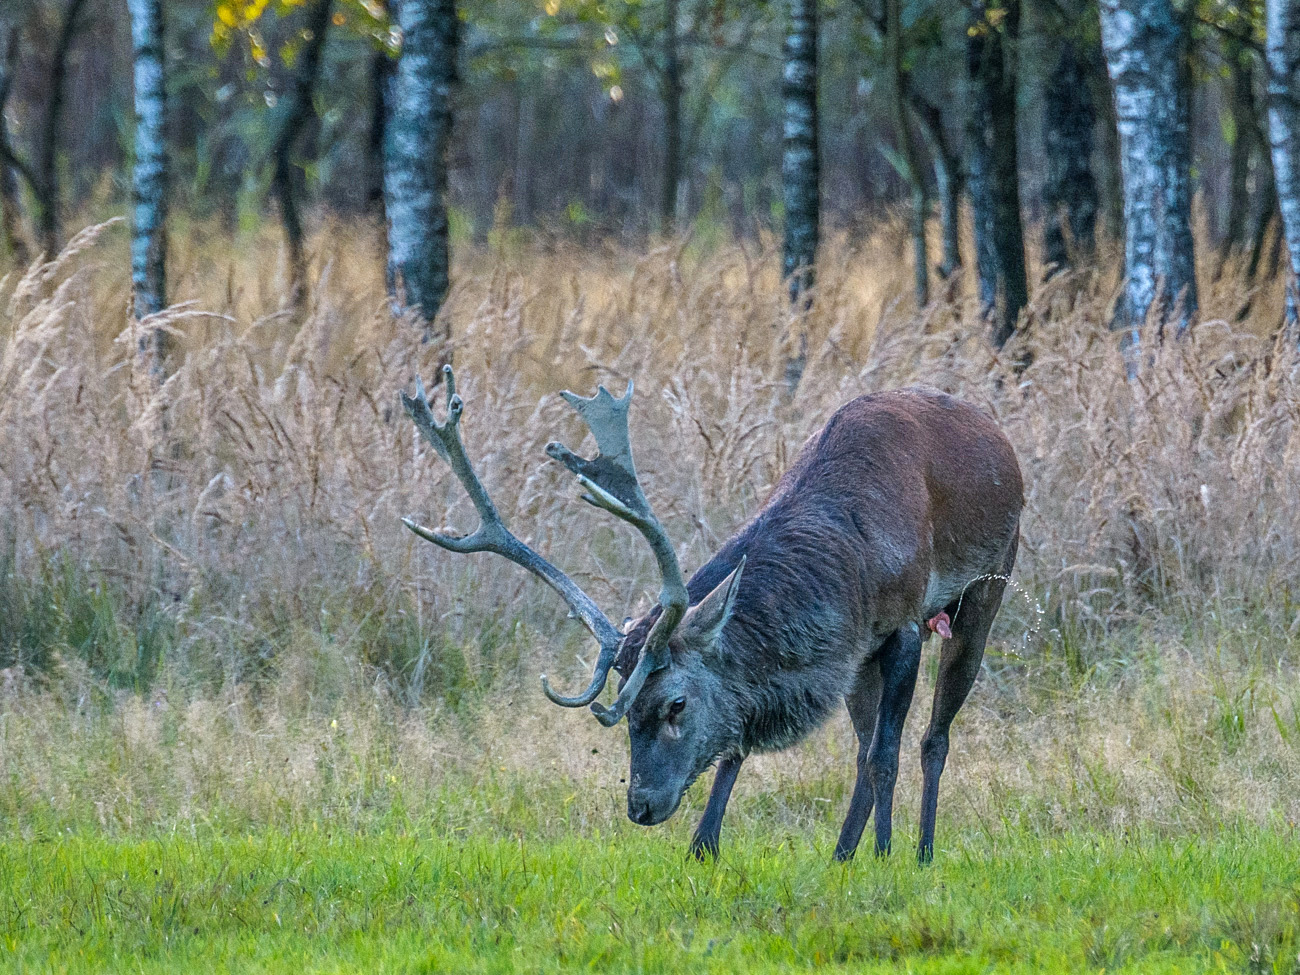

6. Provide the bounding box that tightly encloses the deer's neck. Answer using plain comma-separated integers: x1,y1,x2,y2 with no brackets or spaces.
696,507,874,753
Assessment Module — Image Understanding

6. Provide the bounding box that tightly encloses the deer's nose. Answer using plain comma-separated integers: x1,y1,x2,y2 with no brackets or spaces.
629,797,656,825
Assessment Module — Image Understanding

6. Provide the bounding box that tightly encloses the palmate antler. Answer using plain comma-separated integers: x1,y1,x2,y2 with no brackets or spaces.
401,365,687,726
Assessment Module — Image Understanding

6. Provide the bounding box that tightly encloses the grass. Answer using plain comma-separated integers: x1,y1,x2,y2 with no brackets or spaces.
3,215,1300,969
1,616,1299,971
4,807,1300,971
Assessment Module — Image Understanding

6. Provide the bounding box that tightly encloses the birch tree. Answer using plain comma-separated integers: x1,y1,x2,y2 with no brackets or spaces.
779,0,819,389
1268,0,1300,326
384,0,458,342
782,0,819,307
1099,0,1197,356
127,0,168,363
966,0,1028,348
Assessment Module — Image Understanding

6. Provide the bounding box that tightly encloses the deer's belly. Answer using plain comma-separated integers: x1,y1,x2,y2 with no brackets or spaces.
923,569,967,618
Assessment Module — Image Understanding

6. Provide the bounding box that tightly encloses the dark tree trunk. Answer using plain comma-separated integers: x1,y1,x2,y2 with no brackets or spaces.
966,0,1029,348
1220,36,1277,283
660,0,683,234
127,0,168,371
853,2,957,282
1221,44,1254,261
1268,0,1300,327
1088,34,1126,243
1245,149,1280,282
1099,0,1197,357
782,0,819,308
1041,9,1099,274
886,0,928,307
384,0,458,342
270,0,333,309
910,96,962,280
514,87,537,226
0,23,28,267
37,0,88,258
368,44,395,226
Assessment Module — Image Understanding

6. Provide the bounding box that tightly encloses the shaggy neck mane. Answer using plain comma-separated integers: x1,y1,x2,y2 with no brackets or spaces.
687,495,873,753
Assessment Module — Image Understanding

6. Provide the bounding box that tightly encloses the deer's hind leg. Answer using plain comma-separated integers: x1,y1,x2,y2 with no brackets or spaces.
917,544,1017,862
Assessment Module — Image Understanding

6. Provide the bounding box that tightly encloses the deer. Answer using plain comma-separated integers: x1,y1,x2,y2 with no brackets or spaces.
401,365,1022,862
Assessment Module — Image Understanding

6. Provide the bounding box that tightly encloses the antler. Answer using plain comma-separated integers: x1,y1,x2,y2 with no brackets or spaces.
401,365,622,707
546,382,689,727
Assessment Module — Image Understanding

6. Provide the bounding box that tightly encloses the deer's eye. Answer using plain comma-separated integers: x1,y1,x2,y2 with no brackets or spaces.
668,697,687,718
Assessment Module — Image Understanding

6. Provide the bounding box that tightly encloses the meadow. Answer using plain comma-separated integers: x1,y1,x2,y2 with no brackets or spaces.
3,216,1300,971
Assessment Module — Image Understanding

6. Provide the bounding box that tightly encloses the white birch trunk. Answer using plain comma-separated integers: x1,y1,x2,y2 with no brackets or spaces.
127,0,167,368
384,0,458,342
1267,0,1300,326
1099,0,1197,360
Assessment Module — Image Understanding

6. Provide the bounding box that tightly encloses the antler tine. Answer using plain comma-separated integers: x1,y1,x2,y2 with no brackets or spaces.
545,382,689,726
401,365,623,708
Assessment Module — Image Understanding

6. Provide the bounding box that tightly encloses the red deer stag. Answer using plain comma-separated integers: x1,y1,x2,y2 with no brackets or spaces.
401,366,1022,861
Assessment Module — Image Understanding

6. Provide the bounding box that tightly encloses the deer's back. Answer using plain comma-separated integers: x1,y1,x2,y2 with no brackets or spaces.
784,386,1019,515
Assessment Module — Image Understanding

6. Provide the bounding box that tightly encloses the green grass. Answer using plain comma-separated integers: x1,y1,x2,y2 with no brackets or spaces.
3,817,1299,972
2,571,1299,971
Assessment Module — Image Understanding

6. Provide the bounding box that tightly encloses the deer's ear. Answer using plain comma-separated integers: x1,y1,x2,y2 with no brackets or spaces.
677,556,745,653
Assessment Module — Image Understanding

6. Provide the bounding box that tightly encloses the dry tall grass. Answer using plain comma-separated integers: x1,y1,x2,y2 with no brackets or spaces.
1,217,1299,837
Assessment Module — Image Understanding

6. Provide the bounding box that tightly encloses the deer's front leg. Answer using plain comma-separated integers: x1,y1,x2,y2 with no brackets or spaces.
834,658,882,861
689,755,744,860
867,623,922,856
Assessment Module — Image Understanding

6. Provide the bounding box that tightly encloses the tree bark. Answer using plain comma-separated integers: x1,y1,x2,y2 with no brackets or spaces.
1041,7,1099,274
1099,0,1197,356
1244,145,1280,282
966,0,1029,348
368,44,395,226
0,23,28,267
782,0,819,309
1088,34,1126,243
270,0,333,309
911,99,961,281
127,0,168,369
1267,0,1300,327
37,0,88,258
1221,42,1255,262
851,2,958,281
886,0,928,307
384,0,458,342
